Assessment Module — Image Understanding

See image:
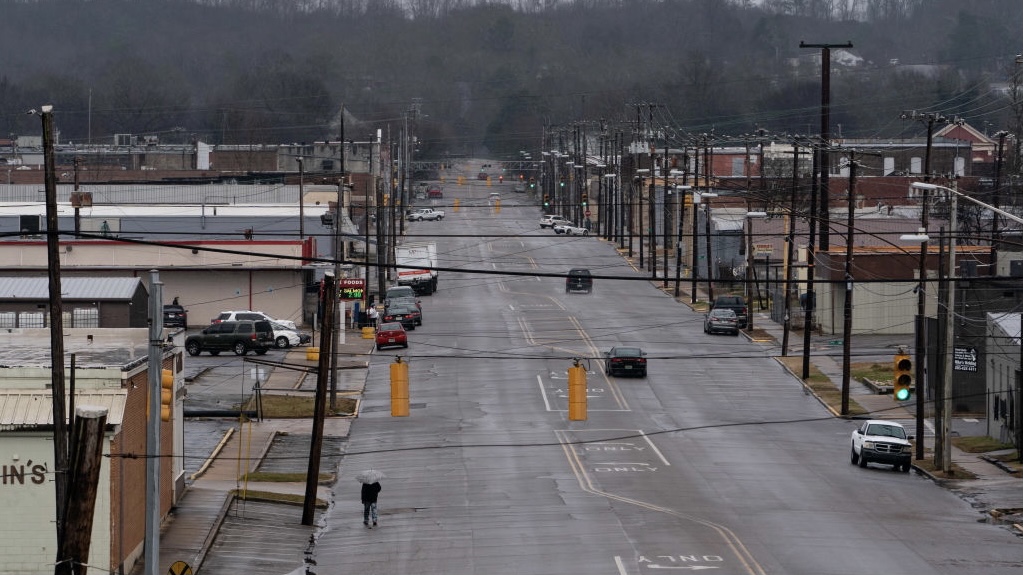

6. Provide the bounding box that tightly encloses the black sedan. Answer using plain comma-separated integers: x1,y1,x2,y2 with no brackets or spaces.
603,347,647,377
382,304,419,330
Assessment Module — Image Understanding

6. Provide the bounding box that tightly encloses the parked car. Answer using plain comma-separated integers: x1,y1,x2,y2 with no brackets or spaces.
375,322,408,350
427,186,444,199
488,192,501,201
269,320,312,348
213,310,297,330
710,296,748,329
565,268,593,293
382,304,419,330
850,420,914,472
704,308,739,335
407,207,445,221
162,304,188,328
540,215,569,228
603,347,647,377
185,320,273,356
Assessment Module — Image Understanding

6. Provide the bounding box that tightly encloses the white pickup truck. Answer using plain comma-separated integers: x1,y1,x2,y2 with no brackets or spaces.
407,208,445,221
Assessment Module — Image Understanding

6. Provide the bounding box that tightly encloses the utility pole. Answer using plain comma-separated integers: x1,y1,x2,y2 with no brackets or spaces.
690,142,701,304
841,151,859,415
298,156,305,239
800,41,852,252
39,105,70,563
143,270,164,575
374,132,386,299
991,131,1008,266
801,140,821,380
782,139,806,357
662,141,670,288
303,272,336,526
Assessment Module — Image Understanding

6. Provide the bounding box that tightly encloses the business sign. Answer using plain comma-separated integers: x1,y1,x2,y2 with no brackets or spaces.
754,243,773,256
338,278,366,300
953,346,978,372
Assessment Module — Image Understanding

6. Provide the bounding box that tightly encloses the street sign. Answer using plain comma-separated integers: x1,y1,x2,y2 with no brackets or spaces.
168,561,193,575
953,346,978,372
585,210,591,217
339,278,366,300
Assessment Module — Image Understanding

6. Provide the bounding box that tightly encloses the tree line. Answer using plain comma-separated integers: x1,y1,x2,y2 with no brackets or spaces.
0,0,1019,160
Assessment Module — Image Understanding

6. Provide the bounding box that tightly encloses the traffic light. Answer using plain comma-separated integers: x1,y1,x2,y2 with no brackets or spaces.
581,193,588,207
528,177,536,189
893,353,913,401
559,179,565,189
161,368,174,422
543,194,550,208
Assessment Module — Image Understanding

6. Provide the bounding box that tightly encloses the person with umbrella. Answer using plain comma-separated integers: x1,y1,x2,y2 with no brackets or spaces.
357,470,384,528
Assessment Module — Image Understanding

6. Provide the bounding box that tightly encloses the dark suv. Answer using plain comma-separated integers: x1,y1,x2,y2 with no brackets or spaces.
566,268,593,293
162,304,188,328
711,295,748,328
185,320,273,356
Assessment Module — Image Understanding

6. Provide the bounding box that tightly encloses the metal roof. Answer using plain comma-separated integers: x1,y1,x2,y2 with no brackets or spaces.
0,276,144,301
0,388,126,429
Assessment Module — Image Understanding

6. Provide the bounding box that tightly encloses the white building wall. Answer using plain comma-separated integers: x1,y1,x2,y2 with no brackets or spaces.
0,433,112,575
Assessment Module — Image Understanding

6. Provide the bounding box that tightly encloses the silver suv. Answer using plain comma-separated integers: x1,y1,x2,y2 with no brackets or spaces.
212,310,296,330
539,215,569,229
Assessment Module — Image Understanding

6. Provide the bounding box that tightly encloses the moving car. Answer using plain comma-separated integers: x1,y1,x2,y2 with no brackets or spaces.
269,320,312,348
539,215,569,229
375,322,408,350
704,308,739,335
427,186,444,199
850,420,913,472
565,268,593,293
407,207,445,221
477,171,488,180
386,297,423,324
382,304,419,330
185,320,273,356
213,310,297,330
162,304,188,328
553,221,589,235
603,347,647,377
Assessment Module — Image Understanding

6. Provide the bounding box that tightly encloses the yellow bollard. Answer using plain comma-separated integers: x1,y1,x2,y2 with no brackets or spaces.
567,362,587,421
362,327,375,339
453,198,460,213
494,199,501,214
390,357,410,417
306,347,320,361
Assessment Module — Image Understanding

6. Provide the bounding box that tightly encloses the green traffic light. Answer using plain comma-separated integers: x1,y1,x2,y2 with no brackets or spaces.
894,387,911,401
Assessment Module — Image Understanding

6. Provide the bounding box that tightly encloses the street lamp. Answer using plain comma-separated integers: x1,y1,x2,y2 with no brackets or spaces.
745,211,768,331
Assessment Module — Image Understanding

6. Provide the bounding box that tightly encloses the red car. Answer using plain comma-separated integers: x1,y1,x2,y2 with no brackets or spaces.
375,322,408,350
427,186,444,199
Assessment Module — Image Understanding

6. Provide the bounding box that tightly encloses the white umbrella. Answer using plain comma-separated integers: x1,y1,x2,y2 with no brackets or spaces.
355,469,385,484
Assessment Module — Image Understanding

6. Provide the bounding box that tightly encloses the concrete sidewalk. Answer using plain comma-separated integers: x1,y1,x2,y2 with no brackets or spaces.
140,333,375,575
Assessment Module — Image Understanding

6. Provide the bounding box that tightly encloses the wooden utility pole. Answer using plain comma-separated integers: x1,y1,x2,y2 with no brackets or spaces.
799,41,853,252
841,151,859,415
56,407,108,575
304,273,336,525
40,106,70,564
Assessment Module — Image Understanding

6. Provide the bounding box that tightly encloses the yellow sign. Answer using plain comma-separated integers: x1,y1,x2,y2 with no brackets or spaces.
169,561,193,575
